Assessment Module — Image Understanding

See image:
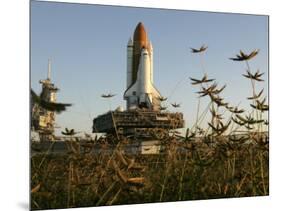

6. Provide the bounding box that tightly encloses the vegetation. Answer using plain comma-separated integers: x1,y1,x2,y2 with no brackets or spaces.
31,135,268,210
31,48,268,210
31,89,72,113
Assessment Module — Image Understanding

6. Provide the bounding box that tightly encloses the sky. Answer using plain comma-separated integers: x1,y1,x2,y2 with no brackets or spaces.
31,1,268,135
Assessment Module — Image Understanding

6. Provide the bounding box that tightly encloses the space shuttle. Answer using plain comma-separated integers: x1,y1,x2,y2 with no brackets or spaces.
124,22,162,111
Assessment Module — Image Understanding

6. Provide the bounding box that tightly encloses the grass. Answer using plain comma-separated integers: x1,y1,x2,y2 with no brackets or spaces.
31,135,268,210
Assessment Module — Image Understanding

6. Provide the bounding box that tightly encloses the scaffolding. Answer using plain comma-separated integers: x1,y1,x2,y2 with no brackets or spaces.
31,60,58,141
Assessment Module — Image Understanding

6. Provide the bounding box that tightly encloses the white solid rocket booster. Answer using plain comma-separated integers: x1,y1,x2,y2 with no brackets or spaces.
126,38,133,88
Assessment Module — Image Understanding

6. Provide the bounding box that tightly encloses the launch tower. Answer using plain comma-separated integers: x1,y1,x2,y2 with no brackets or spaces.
31,60,58,141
